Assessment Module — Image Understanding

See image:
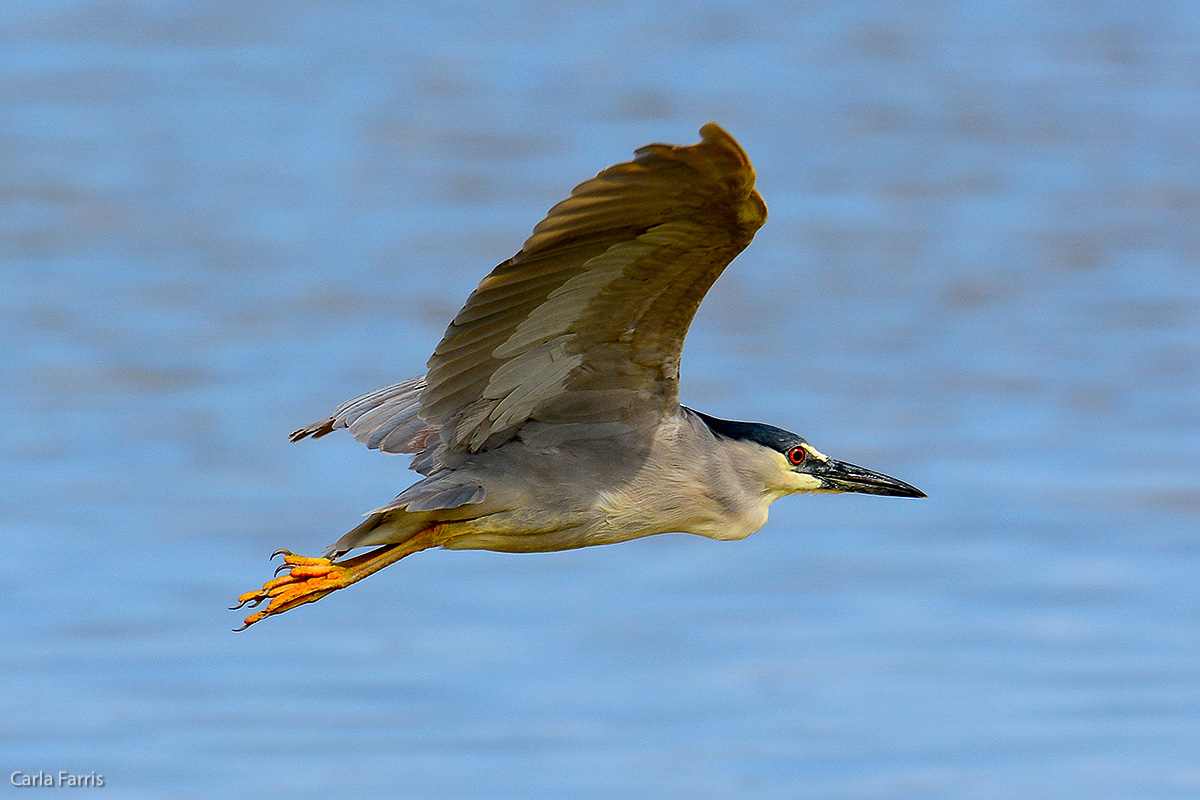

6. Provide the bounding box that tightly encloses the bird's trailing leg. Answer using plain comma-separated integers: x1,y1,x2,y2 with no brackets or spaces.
233,525,445,630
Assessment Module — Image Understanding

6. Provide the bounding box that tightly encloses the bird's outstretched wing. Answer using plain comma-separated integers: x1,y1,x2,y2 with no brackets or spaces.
293,123,767,460
424,123,767,452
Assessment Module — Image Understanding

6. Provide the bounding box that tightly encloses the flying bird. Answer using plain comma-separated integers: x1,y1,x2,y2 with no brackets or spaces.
234,123,924,629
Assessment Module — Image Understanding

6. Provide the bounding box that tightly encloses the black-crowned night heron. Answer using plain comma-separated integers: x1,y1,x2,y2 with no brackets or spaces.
235,123,924,629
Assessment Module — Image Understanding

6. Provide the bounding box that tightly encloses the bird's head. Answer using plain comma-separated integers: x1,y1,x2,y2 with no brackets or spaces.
692,410,926,499
770,437,926,498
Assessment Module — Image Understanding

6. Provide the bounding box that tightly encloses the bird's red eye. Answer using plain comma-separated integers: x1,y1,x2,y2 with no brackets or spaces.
787,446,806,465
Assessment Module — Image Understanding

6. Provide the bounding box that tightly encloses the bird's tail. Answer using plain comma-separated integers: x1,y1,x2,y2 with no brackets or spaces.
322,510,427,560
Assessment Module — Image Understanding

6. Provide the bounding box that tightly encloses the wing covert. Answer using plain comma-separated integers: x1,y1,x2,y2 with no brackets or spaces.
421,123,767,453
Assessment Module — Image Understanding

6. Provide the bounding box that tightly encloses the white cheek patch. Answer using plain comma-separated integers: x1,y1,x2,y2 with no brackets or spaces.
786,472,825,492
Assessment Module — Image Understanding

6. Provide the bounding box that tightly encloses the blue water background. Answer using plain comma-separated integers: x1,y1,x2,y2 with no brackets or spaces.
3,2,1199,798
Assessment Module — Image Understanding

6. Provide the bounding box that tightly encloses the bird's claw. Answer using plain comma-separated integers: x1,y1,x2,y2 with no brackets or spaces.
233,551,342,630
233,537,438,630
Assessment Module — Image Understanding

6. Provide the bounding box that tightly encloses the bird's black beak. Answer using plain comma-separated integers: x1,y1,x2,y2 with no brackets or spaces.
810,458,926,498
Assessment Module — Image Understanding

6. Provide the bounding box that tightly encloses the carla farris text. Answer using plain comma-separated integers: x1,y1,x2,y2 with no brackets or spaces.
11,772,104,788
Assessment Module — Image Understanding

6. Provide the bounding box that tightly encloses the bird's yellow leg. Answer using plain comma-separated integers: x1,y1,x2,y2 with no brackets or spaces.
233,526,445,630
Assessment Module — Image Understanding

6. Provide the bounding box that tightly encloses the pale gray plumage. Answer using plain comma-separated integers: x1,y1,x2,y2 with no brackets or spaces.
293,375,435,469
280,123,922,583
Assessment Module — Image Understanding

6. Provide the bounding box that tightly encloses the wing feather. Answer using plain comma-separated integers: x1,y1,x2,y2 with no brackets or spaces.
294,124,767,469
289,375,438,465
422,123,766,452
